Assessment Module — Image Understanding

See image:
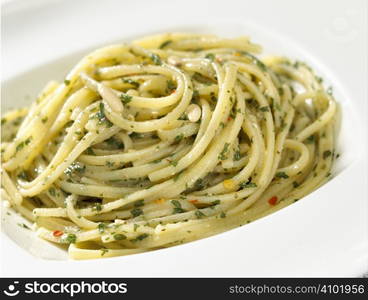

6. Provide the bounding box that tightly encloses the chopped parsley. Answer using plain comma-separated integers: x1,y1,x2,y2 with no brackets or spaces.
100,248,109,256
151,159,162,164
171,199,181,207
159,40,172,49
174,133,184,143
323,150,332,159
166,80,176,93
276,171,289,179
98,223,106,233
93,203,103,212
195,210,205,218
106,137,124,149
211,200,221,206
64,233,77,244
191,90,200,101
48,187,56,197
193,178,204,190
171,200,186,214
170,160,178,167
233,150,241,161
315,76,323,83
149,53,162,65
120,93,132,104
133,233,149,242
96,103,113,127
17,223,30,229
327,86,333,96
64,79,71,85
122,78,140,88
105,161,115,167
240,51,267,72
239,181,257,189
218,143,230,160
192,72,213,85
306,135,315,144
134,199,144,207
64,162,85,176
259,106,269,112
113,233,126,240
273,101,281,112
205,53,215,61
15,137,32,152
131,207,143,218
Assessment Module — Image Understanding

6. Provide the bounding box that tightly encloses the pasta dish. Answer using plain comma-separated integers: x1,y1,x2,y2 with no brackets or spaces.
1,33,338,259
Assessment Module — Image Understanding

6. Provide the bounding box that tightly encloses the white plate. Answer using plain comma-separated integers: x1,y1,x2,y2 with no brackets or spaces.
1,0,367,277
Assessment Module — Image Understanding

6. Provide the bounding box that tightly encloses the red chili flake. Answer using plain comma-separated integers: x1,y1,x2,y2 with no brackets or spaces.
268,196,278,206
227,116,232,121
53,230,63,237
189,199,199,204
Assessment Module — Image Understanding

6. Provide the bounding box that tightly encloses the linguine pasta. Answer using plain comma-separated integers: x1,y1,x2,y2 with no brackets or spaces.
1,33,338,259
